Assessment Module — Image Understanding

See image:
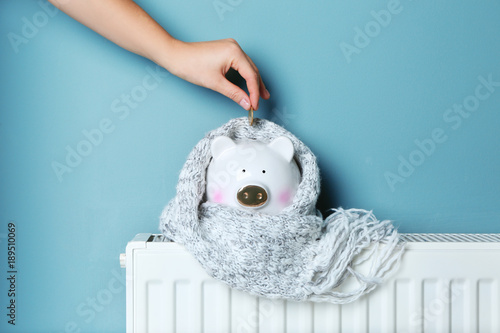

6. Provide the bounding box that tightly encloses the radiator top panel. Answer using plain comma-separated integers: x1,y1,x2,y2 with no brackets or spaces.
152,233,500,243
400,233,500,242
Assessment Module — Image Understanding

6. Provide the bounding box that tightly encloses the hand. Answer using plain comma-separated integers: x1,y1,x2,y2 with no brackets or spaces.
162,38,270,111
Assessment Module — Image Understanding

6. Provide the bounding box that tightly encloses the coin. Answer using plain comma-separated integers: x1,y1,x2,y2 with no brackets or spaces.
248,107,254,126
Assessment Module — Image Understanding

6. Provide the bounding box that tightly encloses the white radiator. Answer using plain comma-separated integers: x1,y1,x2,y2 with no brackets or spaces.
120,233,500,333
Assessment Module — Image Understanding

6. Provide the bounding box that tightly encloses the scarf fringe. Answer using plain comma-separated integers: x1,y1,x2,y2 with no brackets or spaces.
306,208,405,303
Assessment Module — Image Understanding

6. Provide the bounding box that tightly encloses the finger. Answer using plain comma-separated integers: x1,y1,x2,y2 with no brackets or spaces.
239,53,270,107
240,54,265,109
236,60,261,110
217,77,252,110
258,75,270,100
222,40,268,109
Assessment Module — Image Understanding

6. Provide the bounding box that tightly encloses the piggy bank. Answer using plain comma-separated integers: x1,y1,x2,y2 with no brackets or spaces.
206,136,301,214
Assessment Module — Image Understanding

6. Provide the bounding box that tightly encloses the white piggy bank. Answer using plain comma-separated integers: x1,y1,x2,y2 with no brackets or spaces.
206,136,301,214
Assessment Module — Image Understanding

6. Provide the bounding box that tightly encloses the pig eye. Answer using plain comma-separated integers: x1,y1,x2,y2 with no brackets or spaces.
242,169,246,173
262,170,266,174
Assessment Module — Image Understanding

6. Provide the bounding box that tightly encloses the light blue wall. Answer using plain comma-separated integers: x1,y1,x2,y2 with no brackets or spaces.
1,0,499,332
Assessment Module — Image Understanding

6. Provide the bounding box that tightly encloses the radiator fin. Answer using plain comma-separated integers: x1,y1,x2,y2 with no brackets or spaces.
145,281,164,333
258,298,285,333
450,279,467,333
478,279,499,333
313,302,340,332
286,301,314,333
230,289,258,333
422,279,450,333
396,279,412,332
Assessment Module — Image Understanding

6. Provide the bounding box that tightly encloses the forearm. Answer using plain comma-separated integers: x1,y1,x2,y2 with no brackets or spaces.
48,0,176,67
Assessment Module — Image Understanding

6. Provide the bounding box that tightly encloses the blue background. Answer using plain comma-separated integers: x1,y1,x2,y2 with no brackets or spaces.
1,0,499,332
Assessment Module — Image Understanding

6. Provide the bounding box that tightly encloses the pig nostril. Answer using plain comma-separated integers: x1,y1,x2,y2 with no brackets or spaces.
237,185,268,208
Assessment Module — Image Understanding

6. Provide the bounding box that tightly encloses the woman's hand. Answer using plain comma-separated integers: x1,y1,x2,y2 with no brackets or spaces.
162,38,270,111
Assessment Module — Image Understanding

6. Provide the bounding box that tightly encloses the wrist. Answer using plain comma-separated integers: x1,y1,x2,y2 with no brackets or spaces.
151,37,186,75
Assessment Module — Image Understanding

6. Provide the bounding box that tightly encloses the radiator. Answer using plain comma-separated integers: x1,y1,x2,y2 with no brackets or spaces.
120,233,500,333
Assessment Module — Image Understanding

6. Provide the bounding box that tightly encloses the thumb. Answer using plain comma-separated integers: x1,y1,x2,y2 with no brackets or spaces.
217,78,251,110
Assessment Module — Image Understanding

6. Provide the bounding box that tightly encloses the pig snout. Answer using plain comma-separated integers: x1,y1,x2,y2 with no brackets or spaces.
237,185,268,208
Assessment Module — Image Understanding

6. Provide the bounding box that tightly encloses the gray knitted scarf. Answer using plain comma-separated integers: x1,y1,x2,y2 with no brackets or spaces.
160,117,403,304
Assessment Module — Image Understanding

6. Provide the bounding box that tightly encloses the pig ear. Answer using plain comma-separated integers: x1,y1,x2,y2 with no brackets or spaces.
268,136,294,162
211,136,236,159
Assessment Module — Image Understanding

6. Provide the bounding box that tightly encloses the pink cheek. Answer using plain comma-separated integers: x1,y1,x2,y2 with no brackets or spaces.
213,190,224,204
278,189,292,205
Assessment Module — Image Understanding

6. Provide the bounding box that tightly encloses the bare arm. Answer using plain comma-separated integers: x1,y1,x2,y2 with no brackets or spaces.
48,0,269,110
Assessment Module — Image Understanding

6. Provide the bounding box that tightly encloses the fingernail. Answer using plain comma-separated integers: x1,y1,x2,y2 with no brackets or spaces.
239,98,250,110
265,89,270,96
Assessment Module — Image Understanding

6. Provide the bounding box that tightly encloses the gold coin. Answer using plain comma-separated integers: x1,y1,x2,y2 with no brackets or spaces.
248,107,254,126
